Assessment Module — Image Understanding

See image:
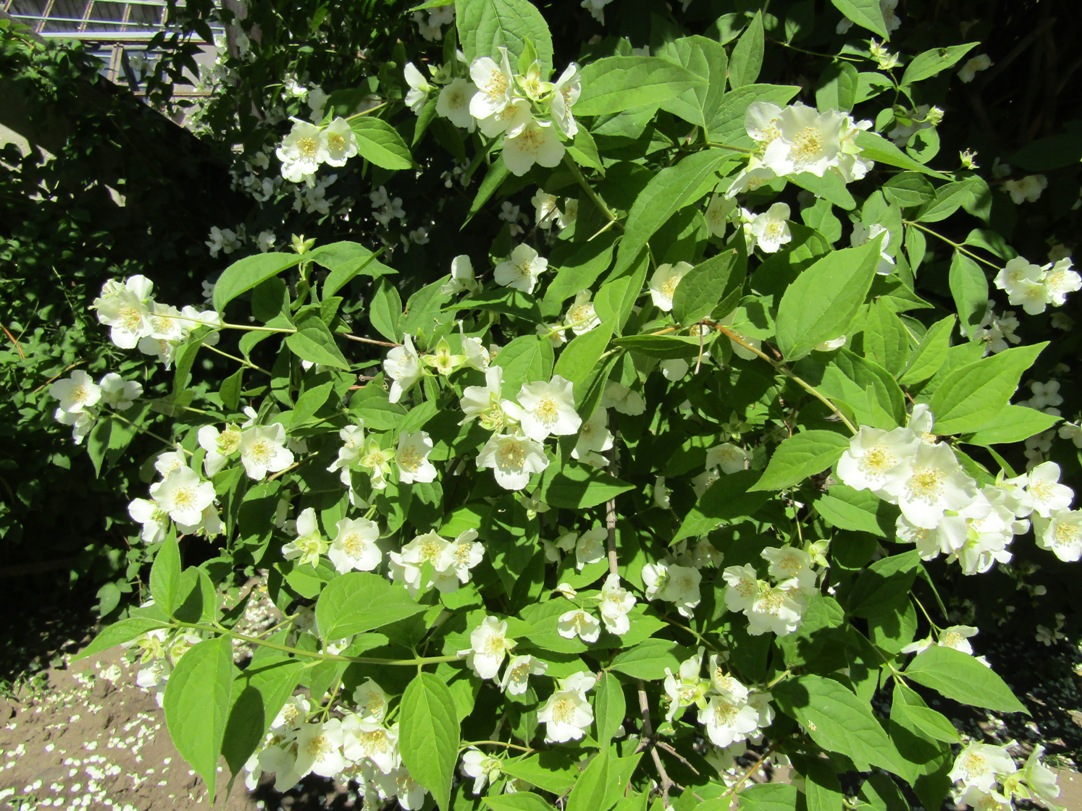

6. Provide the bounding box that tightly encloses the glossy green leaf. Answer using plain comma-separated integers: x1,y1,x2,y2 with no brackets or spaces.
729,12,764,89
74,617,171,661
575,57,705,116
164,636,233,801
315,572,428,639
751,430,849,491
608,638,685,680
672,249,745,326
965,405,1060,446
899,316,954,386
949,251,988,341
456,0,553,74
815,485,893,537
212,252,303,312
349,117,412,170
901,43,979,86
399,672,460,811
830,0,888,39
904,646,1028,714
656,36,728,129
594,673,626,744
368,279,403,343
285,315,350,370
150,534,182,615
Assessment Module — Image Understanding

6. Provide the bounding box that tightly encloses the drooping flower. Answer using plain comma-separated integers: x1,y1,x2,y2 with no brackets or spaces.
281,507,328,568
384,335,423,404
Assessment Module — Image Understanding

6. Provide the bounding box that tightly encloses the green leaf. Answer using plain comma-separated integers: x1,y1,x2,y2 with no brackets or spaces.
774,675,906,775
965,405,1060,446
349,117,412,170
456,0,554,74
1010,132,1082,172
311,241,397,298
891,683,961,744
815,485,893,537
594,673,626,744
899,316,954,386
705,84,800,144
854,130,949,179
485,795,557,811
608,638,685,680
847,551,920,619
790,170,856,211
399,673,460,811
613,333,716,359
554,325,614,385
212,252,303,312
575,57,705,117
369,280,403,343
500,754,578,794
673,470,768,543
222,648,304,776
164,636,233,801
315,572,428,639
150,535,182,615
672,249,745,326
494,335,554,394
882,172,936,208
904,646,1028,714
284,315,350,370
469,158,512,221
612,149,728,278
927,343,1047,434
539,464,633,509
949,251,988,341
566,749,642,811
752,430,849,492
901,43,978,86
73,617,171,661
775,241,881,360
915,178,984,223
816,60,859,112
656,36,728,130
737,784,800,810
830,0,888,39
863,300,910,376
820,350,906,429
728,13,764,89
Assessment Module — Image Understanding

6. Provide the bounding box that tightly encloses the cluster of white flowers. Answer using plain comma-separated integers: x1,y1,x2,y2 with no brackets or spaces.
993,256,1081,315
406,48,580,176
1003,174,1048,205
412,4,453,41
128,449,223,542
722,545,824,636
838,406,1082,570
92,275,221,368
531,190,577,231
388,528,484,596
275,116,358,183
198,409,295,481
48,369,143,444
461,616,549,697
663,649,773,751
554,573,637,641
245,683,428,809
125,625,202,707
967,302,1022,355
949,741,1060,810
729,101,873,196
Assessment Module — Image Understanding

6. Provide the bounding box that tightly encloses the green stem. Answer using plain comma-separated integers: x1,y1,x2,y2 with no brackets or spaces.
219,321,297,334
110,411,182,451
701,141,756,154
713,324,858,434
463,740,535,754
345,101,389,121
562,154,622,228
203,342,271,375
904,220,1003,272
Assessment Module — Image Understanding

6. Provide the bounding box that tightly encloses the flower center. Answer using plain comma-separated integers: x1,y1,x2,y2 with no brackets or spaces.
551,696,576,724
1053,520,1080,548
908,467,944,502
861,445,895,475
496,440,526,469
791,127,824,162
298,136,319,159
398,446,421,472
248,438,273,464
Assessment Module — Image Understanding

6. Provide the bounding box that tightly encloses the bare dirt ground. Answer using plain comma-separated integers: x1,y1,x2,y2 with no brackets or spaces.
2,591,1081,810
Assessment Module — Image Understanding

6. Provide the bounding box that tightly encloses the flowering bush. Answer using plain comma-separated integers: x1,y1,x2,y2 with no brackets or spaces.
59,0,1082,808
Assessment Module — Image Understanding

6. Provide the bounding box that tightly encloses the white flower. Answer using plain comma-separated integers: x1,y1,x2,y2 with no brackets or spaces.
958,54,993,83
836,425,920,497
598,574,636,635
436,78,477,129
949,742,1017,794
462,616,515,680
602,381,646,415
92,276,155,349
705,443,749,474
469,50,515,121
384,335,423,404
388,531,449,596
50,370,102,414
538,672,596,743
281,507,328,568
744,203,792,254
1019,744,1061,808
502,118,566,176
403,62,432,114
1045,257,1081,306
574,526,606,570
148,466,215,528
705,194,735,238
882,442,979,530
546,63,580,136
239,423,295,480
1021,461,1074,518
328,517,381,573
494,244,548,295
572,407,614,467
500,654,547,696
197,424,242,477
1033,510,1082,562
395,431,437,484
1003,174,1047,205
649,261,693,312
658,563,702,619
761,546,817,594
461,366,515,431
341,716,399,775
322,117,358,166
461,748,502,795
516,375,581,441
663,650,709,722
851,222,895,275
558,609,602,643
565,290,601,335
761,103,847,177
129,497,169,544
700,693,762,748
276,119,325,183
532,190,560,229
295,719,345,779
442,255,481,296
722,563,761,614
435,529,483,590
476,431,549,490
